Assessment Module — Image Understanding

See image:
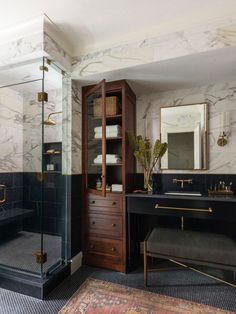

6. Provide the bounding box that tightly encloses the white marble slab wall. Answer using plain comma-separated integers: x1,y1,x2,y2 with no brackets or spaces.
137,81,236,174
72,17,236,79
44,89,63,143
23,92,42,172
0,87,23,172
62,75,72,175
23,89,63,172
71,81,82,174
0,16,71,71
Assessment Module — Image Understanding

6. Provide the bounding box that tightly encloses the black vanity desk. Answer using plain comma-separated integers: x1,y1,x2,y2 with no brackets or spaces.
126,193,236,266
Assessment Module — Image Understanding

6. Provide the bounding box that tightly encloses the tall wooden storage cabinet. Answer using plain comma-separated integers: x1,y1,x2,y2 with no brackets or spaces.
82,80,136,272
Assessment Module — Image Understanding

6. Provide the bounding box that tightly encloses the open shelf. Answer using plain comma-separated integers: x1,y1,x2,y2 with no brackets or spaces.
43,142,62,172
92,114,122,121
92,137,122,141
43,171,62,174
91,163,122,166
43,152,61,155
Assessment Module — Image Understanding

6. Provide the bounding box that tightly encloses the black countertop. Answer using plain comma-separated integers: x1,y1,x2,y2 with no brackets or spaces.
126,193,236,202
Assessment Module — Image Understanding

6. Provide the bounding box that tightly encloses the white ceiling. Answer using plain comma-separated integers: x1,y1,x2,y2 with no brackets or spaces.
0,0,235,55
77,46,236,95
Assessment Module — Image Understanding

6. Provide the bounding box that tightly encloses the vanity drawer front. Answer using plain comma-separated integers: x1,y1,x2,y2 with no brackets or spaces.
88,194,122,213
127,196,236,221
88,214,122,238
86,237,122,257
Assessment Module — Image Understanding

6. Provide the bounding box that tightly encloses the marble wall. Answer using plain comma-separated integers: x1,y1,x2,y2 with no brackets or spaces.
0,88,23,172
71,81,82,175
0,16,71,71
137,81,236,174
23,88,63,172
72,17,236,79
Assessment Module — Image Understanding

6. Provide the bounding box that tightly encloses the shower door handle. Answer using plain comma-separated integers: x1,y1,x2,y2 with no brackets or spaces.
0,185,7,203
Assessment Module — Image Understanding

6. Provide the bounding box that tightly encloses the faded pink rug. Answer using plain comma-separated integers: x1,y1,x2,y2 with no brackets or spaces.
59,278,234,314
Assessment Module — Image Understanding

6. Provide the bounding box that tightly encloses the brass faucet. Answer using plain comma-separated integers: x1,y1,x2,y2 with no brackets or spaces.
173,178,192,189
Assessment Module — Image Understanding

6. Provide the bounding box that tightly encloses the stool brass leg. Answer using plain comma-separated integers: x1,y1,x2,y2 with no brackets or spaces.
144,240,147,287
169,259,236,288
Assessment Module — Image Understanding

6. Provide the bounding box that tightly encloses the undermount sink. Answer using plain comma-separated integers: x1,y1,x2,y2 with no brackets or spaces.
164,191,202,197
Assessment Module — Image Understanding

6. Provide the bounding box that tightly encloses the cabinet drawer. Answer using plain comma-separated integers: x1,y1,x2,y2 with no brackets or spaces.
88,194,122,213
127,196,236,222
86,237,122,257
88,214,122,238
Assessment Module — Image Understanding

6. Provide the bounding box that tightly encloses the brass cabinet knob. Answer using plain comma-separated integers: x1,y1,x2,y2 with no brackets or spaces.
112,202,116,206
91,221,95,225
112,223,116,227
90,200,95,204
111,247,116,252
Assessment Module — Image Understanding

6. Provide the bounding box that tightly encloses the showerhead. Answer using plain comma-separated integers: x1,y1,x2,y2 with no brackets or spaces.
44,112,62,126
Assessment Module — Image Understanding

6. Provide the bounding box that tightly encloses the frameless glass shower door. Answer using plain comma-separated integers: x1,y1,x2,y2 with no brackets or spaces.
42,59,68,276
0,57,68,278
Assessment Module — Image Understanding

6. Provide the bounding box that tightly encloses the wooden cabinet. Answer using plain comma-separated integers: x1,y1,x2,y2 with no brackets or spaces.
82,80,136,272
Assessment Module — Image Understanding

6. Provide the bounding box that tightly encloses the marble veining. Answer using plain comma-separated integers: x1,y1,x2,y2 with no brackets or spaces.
0,32,44,68
72,18,236,79
62,75,72,175
0,88,23,172
71,80,82,174
23,88,63,172
44,32,71,72
137,81,236,174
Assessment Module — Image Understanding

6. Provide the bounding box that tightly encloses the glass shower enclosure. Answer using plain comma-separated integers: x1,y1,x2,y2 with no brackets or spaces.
0,57,69,279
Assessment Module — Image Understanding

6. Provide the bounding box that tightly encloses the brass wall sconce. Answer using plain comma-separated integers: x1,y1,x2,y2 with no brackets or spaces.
217,131,227,147
217,112,229,147
44,111,62,126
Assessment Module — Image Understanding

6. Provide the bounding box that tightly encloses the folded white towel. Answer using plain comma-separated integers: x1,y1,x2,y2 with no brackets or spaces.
112,184,123,188
94,157,121,161
94,156,122,164
95,130,121,135
111,184,123,192
94,158,121,164
94,132,121,139
96,154,120,159
94,125,121,133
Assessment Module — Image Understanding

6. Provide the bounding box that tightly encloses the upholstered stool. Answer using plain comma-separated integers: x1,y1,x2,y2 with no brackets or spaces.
144,227,236,287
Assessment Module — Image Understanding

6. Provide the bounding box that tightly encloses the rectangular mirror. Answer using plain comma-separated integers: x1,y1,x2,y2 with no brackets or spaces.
161,103,208,170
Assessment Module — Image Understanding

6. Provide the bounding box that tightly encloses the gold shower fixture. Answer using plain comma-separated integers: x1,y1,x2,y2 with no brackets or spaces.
44,111,62,126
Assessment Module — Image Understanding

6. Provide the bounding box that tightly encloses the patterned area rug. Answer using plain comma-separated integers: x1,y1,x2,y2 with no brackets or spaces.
59,278,234,314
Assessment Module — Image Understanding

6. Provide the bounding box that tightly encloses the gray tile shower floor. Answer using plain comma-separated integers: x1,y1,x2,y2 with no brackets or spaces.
0,264,236,314
0,232,61,274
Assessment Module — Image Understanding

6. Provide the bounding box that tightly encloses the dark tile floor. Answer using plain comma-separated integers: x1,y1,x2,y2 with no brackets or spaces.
0,263,236,314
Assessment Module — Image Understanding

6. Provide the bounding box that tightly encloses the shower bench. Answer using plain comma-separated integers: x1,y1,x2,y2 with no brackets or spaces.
0,208,33,226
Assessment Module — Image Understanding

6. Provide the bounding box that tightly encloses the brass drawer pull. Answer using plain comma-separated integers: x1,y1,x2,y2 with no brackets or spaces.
111,247,116,252
91,221,96,225
112,223,116,227
112,202,117,206
90,200,95,204
155,204,213,213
